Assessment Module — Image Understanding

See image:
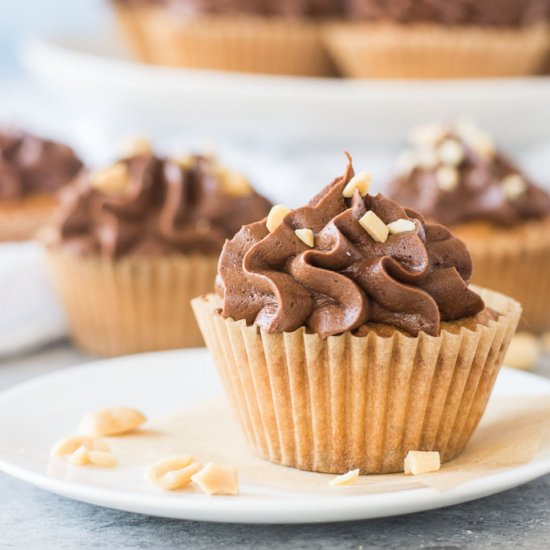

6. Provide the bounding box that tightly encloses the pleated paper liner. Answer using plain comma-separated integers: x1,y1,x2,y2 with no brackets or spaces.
455,217,550,334
45,248,218,357
121,8,334,76
0,194,57,242
112,4,158,64
192,288,521,474
322,22,550,79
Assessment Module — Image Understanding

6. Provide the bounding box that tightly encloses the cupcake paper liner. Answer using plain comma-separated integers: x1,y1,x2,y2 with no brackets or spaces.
46,248,219,357
113,4,156,63
456,217,550,334
192,288,520,474
323,22,550,79
115,7,333,76
0,195,56,242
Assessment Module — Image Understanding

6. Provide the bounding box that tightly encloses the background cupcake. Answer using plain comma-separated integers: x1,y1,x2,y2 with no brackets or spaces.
193,157,520,474
387,119,550,333
323,0,550,78
0,128,82,242
111,0,343,76
44,141,272,356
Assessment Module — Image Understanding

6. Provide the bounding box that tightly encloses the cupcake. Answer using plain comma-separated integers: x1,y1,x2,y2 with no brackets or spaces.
44,142,272,356
192,155,520,474
323,0,550,79
111,0,342,76
0,129,82,242
387,119,550,333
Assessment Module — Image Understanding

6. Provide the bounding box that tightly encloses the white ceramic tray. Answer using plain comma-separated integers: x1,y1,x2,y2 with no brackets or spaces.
21,33,550,148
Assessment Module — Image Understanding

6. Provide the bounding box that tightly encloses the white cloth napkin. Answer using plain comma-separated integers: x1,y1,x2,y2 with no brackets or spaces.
0,242,67,357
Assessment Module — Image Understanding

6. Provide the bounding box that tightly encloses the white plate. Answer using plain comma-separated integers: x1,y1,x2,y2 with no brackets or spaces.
1,350,550,523
21,33,550,149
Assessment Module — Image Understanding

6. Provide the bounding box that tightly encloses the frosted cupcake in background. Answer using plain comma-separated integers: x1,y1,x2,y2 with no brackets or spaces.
193,155,520,475
111,0,343,76
43,139,272,356
324,0,550,78
0,129,82,242
387,119,550,334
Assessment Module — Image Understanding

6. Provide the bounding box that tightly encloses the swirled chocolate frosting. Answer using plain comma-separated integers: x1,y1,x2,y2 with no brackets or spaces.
0,129,82,200
57,152,272,257
218,156,484,338
387,120,550,227
348,0,550,27
112,0,346,18
112,0,550,24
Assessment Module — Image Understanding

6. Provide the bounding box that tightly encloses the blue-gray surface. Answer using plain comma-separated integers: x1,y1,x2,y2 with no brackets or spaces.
1,344,549,550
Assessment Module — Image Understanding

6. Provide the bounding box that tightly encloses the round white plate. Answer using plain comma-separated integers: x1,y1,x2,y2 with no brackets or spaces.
0,349,549,524
21,33,550,148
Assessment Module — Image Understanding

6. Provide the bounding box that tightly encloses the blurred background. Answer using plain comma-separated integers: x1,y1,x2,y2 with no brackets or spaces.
1,0,550,360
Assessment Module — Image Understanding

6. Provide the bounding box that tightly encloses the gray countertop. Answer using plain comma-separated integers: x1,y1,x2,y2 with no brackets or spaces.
1,343,549,550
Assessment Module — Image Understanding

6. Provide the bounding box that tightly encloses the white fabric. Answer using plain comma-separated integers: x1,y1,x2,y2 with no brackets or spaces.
0,242,66,357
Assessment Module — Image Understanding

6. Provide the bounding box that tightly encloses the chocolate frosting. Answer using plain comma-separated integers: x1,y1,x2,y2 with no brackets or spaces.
348,0,550,27
113,0,550,24
113,0,346,18
57,153,272,258
0,129,82,200
387,121,550,228
218,156,484,338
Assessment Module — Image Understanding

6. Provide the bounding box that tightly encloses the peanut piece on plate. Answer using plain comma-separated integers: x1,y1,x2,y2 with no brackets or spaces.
88,450,118,468
359,211,389,243
50,435,110,457
330,469,360,487
78,407,146,437
147,455,203,491
191,462,239,496
387,219,416,235
295,228,314,247
342,171,372,198
504,332,541,370
90,163,129,195
266,205,292,233
68,445,90,466
404,451,441,475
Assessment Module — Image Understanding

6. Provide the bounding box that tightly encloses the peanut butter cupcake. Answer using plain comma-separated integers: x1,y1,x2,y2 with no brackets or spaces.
192,155,520,474
324,0,550,78
110,0,341,76
387,119,550,333
0,129,82,242
44,143,272,356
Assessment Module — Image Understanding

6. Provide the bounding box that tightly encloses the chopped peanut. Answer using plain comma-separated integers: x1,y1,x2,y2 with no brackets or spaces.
359,211,389,243
147,455,203,491
78,407,146,437
387,219,416,235
295,228,314,247
342,171,372,198
191,462,239,496
330,469,360,487
266,205,292,233
404,451,441,475
50,435,110,457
